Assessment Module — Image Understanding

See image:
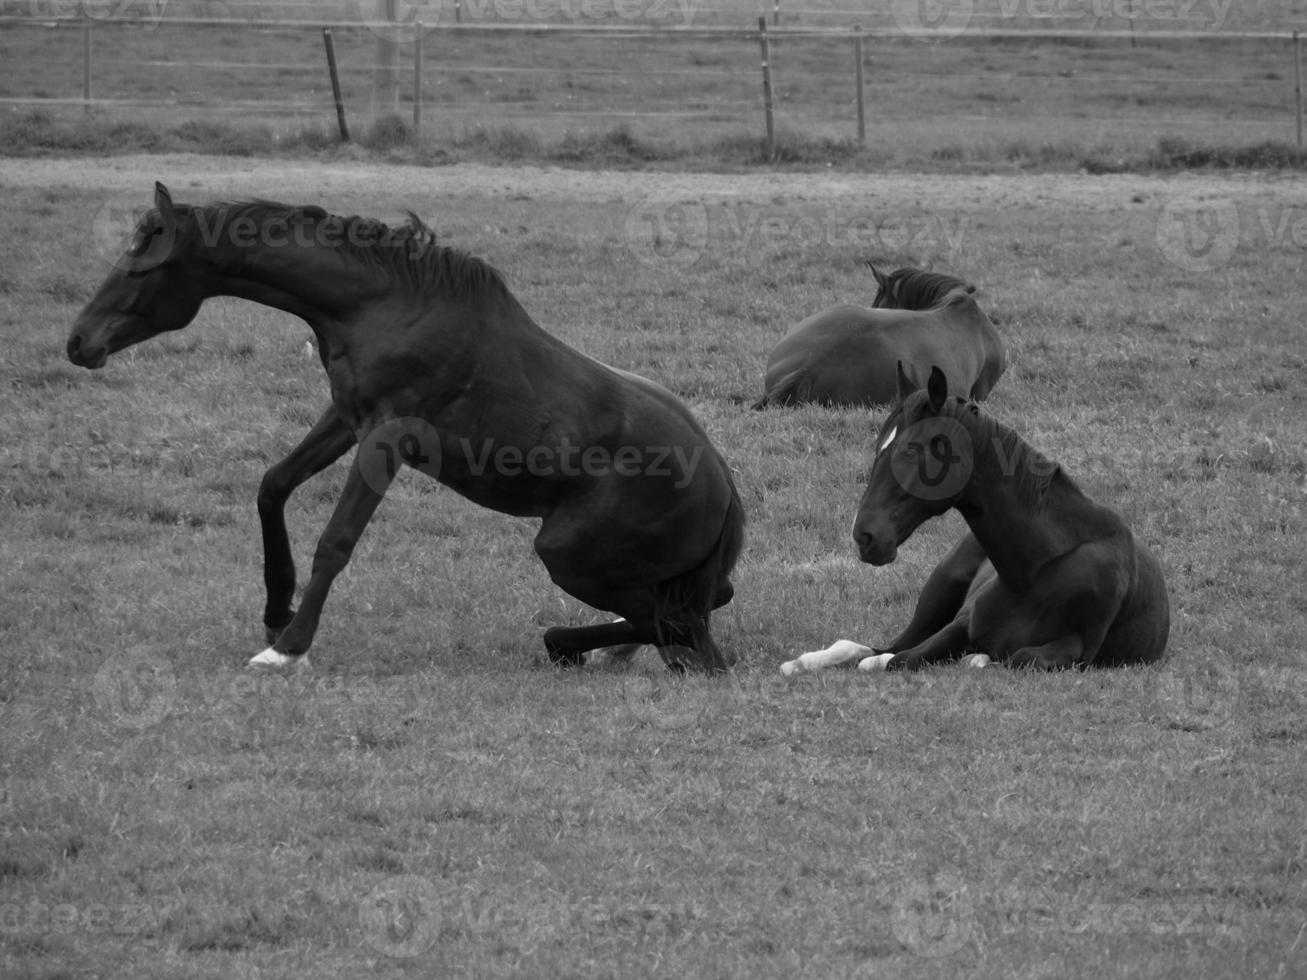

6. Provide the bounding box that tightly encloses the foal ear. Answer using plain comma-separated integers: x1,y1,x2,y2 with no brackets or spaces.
895,361,919,403
927,365,948,411
154,182,178,227
866,260,891,291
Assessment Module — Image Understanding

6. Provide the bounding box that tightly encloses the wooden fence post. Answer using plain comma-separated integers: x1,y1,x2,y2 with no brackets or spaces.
758,16,775,159
82,12,92,115
413,22,423,135
323,27,350,141
853,24,865,145
1294,30,1303,161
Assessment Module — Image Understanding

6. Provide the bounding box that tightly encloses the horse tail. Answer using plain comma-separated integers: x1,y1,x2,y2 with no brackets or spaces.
751,366,808,410
652,470,746,672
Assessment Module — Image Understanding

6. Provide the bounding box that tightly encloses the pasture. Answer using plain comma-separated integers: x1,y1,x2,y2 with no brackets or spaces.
2,154,1306,978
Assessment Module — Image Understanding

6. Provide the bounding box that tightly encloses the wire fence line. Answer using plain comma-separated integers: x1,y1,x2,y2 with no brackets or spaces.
0,8,1303,156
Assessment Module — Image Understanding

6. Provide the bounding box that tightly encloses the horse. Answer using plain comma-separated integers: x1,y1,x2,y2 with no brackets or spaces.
842,364,1169,671
751,264,1005,409
67,183,745,674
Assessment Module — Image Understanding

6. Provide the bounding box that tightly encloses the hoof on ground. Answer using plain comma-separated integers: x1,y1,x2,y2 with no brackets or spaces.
248,647,311,672
961,653,994,669
780,639,871,675
857,653,896,672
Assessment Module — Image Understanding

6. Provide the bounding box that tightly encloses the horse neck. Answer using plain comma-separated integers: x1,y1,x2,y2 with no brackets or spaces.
952,419,1079,590
184,208,386,332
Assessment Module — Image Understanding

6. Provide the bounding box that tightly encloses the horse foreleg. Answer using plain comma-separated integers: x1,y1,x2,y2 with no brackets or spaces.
257,406,356,644
249,454,387,669
543,619,645,667
880,533,987,653
862,617,972,672
1005,635,1084,671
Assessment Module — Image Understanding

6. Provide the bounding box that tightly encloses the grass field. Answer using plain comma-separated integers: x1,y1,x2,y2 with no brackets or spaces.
3,0,1307,170
2,155,1307,977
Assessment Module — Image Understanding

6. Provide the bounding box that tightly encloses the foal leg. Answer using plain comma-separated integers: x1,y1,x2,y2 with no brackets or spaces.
257,407,356,644
543,619,648,668
1006,635,1085,671
880,533,987,652
248,457,388,669
862,618,972,672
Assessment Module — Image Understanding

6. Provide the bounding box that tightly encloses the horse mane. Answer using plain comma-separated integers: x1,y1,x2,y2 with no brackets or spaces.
878,266,976,310
183,200,511,301
942,396,1060,512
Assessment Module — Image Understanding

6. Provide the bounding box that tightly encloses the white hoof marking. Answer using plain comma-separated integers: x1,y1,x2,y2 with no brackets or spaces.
780,639,872,675
858,653,896,672
961,654,993,669
248,648,310,671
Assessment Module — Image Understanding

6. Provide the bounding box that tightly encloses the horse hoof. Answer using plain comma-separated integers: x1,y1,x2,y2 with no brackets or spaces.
858,653,896,672
962,654,993,669
248,648,311,672
781,640,872,675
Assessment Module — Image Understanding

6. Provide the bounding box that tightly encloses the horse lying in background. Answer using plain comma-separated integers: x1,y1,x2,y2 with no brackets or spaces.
67,183,744,673
782,364,1169,673
752,264,1005,409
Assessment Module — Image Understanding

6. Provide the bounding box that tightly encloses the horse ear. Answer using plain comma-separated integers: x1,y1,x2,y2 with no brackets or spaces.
154,182,176,223
895,361,918,402
866,260,890,291
927,366,948,411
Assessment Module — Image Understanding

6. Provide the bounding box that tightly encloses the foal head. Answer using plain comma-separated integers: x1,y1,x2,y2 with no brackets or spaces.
852,364,978,565
68,182,206,369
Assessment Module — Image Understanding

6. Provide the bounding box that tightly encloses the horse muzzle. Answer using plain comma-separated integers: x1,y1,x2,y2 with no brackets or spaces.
67,332,109,369
854,526,897,566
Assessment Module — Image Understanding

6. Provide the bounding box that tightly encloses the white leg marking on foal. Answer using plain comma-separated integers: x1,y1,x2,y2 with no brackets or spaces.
961,653,993,669
780,640,871,675
857,653,896,671
248,648,310,671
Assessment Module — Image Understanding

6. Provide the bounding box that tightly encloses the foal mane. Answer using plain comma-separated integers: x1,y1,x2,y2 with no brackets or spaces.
186,200,510,301
879,266,976,310
941,396,1060,512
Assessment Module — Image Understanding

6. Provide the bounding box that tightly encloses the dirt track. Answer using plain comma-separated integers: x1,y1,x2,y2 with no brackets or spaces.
2,153,1301,213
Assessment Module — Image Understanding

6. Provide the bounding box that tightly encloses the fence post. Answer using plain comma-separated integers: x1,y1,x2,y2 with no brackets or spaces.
372,0,400,118
772,0,779,27
413,22,423,135
323,27,350,142
758,16,775,159
853,24,865,145
82,12,92,115
1294,30,1303,160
